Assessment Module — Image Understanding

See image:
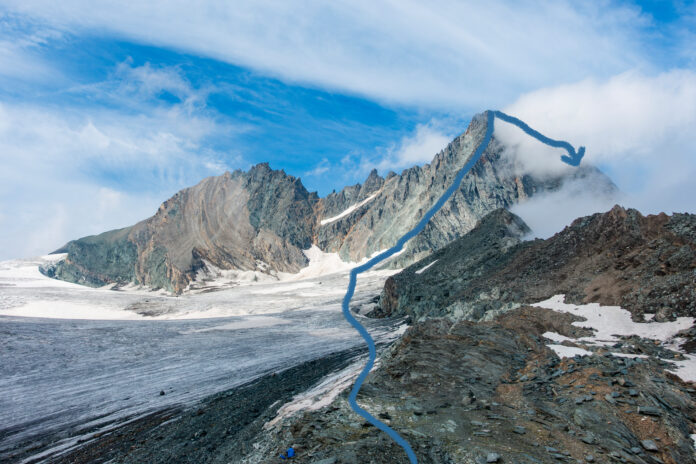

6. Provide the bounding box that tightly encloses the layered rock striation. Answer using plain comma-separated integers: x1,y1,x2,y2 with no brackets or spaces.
47,165,318,293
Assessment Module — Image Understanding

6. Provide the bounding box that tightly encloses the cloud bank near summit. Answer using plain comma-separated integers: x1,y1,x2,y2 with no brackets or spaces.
500,70,696,237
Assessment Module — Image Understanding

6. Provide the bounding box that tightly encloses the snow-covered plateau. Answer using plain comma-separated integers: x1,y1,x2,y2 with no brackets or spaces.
0,252,402,462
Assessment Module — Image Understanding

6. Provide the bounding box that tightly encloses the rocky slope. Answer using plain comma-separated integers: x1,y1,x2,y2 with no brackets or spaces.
45,305,696,464
237,207,696,464
244,310,696,464
378,206,696,322
46,112,615,293
43,348,369,464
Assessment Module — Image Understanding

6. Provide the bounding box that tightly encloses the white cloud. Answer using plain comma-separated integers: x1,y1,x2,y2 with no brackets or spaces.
0,39,53,81
0,13,63,83
305,158,331,178
510,177,618,240
111,60,211,112
499,70,696,165
116,61,192,97
375,122,453,172
0,101,228,181
1,2,694,257
0,1,654,108
315,122,455,187
2,186,160,259
498,70,696,237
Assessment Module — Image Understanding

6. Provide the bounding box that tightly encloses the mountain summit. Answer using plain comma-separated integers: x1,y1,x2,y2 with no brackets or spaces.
47,112,615,293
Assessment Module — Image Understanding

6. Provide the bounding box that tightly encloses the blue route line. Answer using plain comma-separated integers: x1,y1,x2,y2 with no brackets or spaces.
340,110,584,463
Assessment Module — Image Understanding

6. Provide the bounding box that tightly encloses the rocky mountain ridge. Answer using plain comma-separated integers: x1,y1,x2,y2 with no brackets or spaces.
377,206,696,323
46,112,615,293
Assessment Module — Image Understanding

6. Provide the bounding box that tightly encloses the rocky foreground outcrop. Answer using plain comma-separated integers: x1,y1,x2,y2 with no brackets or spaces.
45,112,614,293
238,207,696,464
244,308,696,464
378,206,696,322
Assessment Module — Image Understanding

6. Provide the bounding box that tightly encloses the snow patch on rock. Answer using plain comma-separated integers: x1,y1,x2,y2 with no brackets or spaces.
415,259,438,275
320,193,378,225
542,331,575,343
533,295,696,382
266,356,378,428
547,344,593,358
278,246,357,280
533,295,692,344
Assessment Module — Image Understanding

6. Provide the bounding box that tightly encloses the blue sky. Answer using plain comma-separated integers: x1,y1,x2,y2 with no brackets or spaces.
1,0,695,259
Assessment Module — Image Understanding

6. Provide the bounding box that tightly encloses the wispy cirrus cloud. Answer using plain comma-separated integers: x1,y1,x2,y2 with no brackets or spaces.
0,1,660,108
0,12,64,85
304,158,331,178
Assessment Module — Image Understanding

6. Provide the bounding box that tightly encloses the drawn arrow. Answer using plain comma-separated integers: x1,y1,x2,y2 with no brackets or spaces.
492,110,585,166
341,110,585,463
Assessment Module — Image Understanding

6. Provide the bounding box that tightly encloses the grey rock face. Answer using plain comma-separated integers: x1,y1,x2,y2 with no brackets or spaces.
244,163,318,250
320,168,384,218
44,226,138,288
